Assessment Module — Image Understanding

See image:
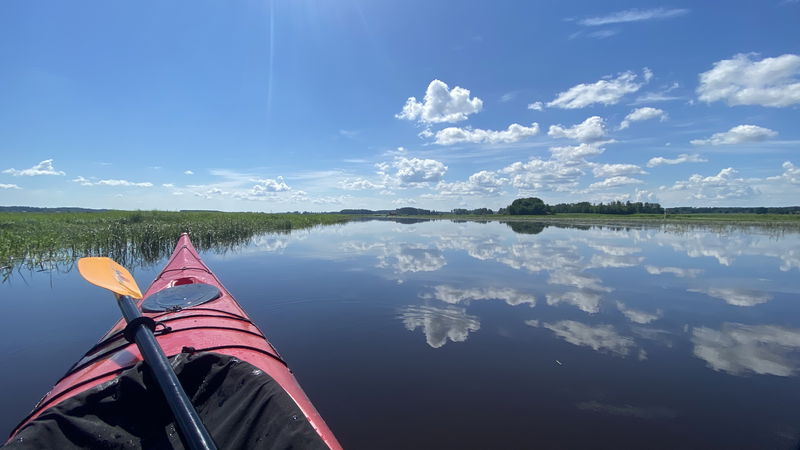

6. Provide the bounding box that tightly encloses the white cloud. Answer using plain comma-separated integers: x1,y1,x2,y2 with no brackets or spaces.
548,116,608,142
690,287,772,307
338,178,384,190
665,167,756,200
541,320,638,357
250,177,291,194
616,301,662,324
423,285,536,307
692,323,800,376
632,82,682,105
401,305,480,348
766,161,800,185
161,183,175,188
619,107,667,129
547,71,647,109
391,198,417,205
0,183,21,189
433,123,540,145
73,176,153,187
435,170,506,197
591,163,646,178
381,157,448,187
697,53,800,107
549,143,606,161
589,176,644,190
499,158,586,192
3,159,65,176
396,79,483,123
647,153,707,168
184,170,194,175
690,124,777,145
576,8,689,26
527,101,544,111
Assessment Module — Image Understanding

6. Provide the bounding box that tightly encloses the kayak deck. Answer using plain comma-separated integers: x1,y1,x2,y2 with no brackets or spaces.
7,233,341,449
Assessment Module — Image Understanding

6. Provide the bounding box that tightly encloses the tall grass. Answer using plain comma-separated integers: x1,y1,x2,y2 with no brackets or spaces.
0,211,350,278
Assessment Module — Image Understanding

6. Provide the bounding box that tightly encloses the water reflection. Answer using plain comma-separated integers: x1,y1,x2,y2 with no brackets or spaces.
692,323,800,376
400,305,480,348
530,319,645,360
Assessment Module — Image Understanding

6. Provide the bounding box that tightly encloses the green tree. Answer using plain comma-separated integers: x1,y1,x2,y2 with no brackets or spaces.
507,197,550,215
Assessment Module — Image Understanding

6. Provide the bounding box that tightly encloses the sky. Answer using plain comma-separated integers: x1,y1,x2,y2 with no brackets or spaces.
1,0,798,211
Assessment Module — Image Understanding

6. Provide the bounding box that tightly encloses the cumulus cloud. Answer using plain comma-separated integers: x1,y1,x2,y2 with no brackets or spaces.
435,170,506,196
253,177,290,192
766,161,800,185
697,53,800,107
692,323,800,376
619,107,667,129
396,79,483,123
338,178,384,190
647,153,707,168
379,157,448,187
400,305,480,348
527,101,544,111
547,71,648,109
433,123,540,145
591,163,646,178
665,167,756,200
184,170,194,175
499,158,586,192
548,116,608,142
3,159,65,176
549,143,606,161
690,124,777,146
589,176,644,190
576,8,689,26
0,183,21,189
73,176,153,187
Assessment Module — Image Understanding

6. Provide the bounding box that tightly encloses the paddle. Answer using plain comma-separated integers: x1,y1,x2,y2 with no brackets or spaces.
78,257,218,450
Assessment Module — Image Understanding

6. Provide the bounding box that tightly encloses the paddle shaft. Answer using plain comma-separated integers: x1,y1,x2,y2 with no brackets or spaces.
116,295,218,450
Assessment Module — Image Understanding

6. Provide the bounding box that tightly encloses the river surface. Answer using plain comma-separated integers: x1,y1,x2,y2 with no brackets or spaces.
2,219,800,448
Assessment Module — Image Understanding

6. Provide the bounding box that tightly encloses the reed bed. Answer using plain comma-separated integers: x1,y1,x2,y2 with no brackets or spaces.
0,211,349,279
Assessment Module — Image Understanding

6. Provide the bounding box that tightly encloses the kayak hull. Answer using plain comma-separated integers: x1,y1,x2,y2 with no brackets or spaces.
7,233,341,449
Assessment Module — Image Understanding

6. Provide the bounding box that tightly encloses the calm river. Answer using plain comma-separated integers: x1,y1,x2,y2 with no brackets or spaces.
2,219,800,448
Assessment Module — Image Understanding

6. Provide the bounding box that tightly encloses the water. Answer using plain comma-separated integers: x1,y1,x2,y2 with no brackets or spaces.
2,219,800,448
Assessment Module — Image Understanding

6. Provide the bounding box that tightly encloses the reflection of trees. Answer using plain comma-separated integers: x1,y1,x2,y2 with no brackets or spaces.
692,323,800,376
400,305,480,348
504,221,547,235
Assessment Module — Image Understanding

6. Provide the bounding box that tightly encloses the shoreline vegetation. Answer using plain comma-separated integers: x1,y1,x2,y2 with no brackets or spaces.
0,211,349,277
2,206,799,279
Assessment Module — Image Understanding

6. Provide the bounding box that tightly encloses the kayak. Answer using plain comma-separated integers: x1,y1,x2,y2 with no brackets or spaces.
6,233,342,449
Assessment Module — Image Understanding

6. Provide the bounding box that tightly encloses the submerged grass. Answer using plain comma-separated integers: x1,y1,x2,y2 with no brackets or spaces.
0,211,350,277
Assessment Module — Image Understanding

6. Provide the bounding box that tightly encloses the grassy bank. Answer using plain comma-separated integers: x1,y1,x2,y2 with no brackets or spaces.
0,211,350,274
388,213,800,224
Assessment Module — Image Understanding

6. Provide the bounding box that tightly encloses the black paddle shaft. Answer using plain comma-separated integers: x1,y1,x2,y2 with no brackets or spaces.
117,295,218,450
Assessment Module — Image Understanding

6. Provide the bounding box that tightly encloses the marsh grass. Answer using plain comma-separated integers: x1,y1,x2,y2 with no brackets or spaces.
0,211,349,280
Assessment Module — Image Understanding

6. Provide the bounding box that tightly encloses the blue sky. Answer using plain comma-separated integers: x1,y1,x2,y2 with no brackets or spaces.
1,1,798,211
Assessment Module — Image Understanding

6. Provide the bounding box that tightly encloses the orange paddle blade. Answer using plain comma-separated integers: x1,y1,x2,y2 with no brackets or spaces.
77,257,143,299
